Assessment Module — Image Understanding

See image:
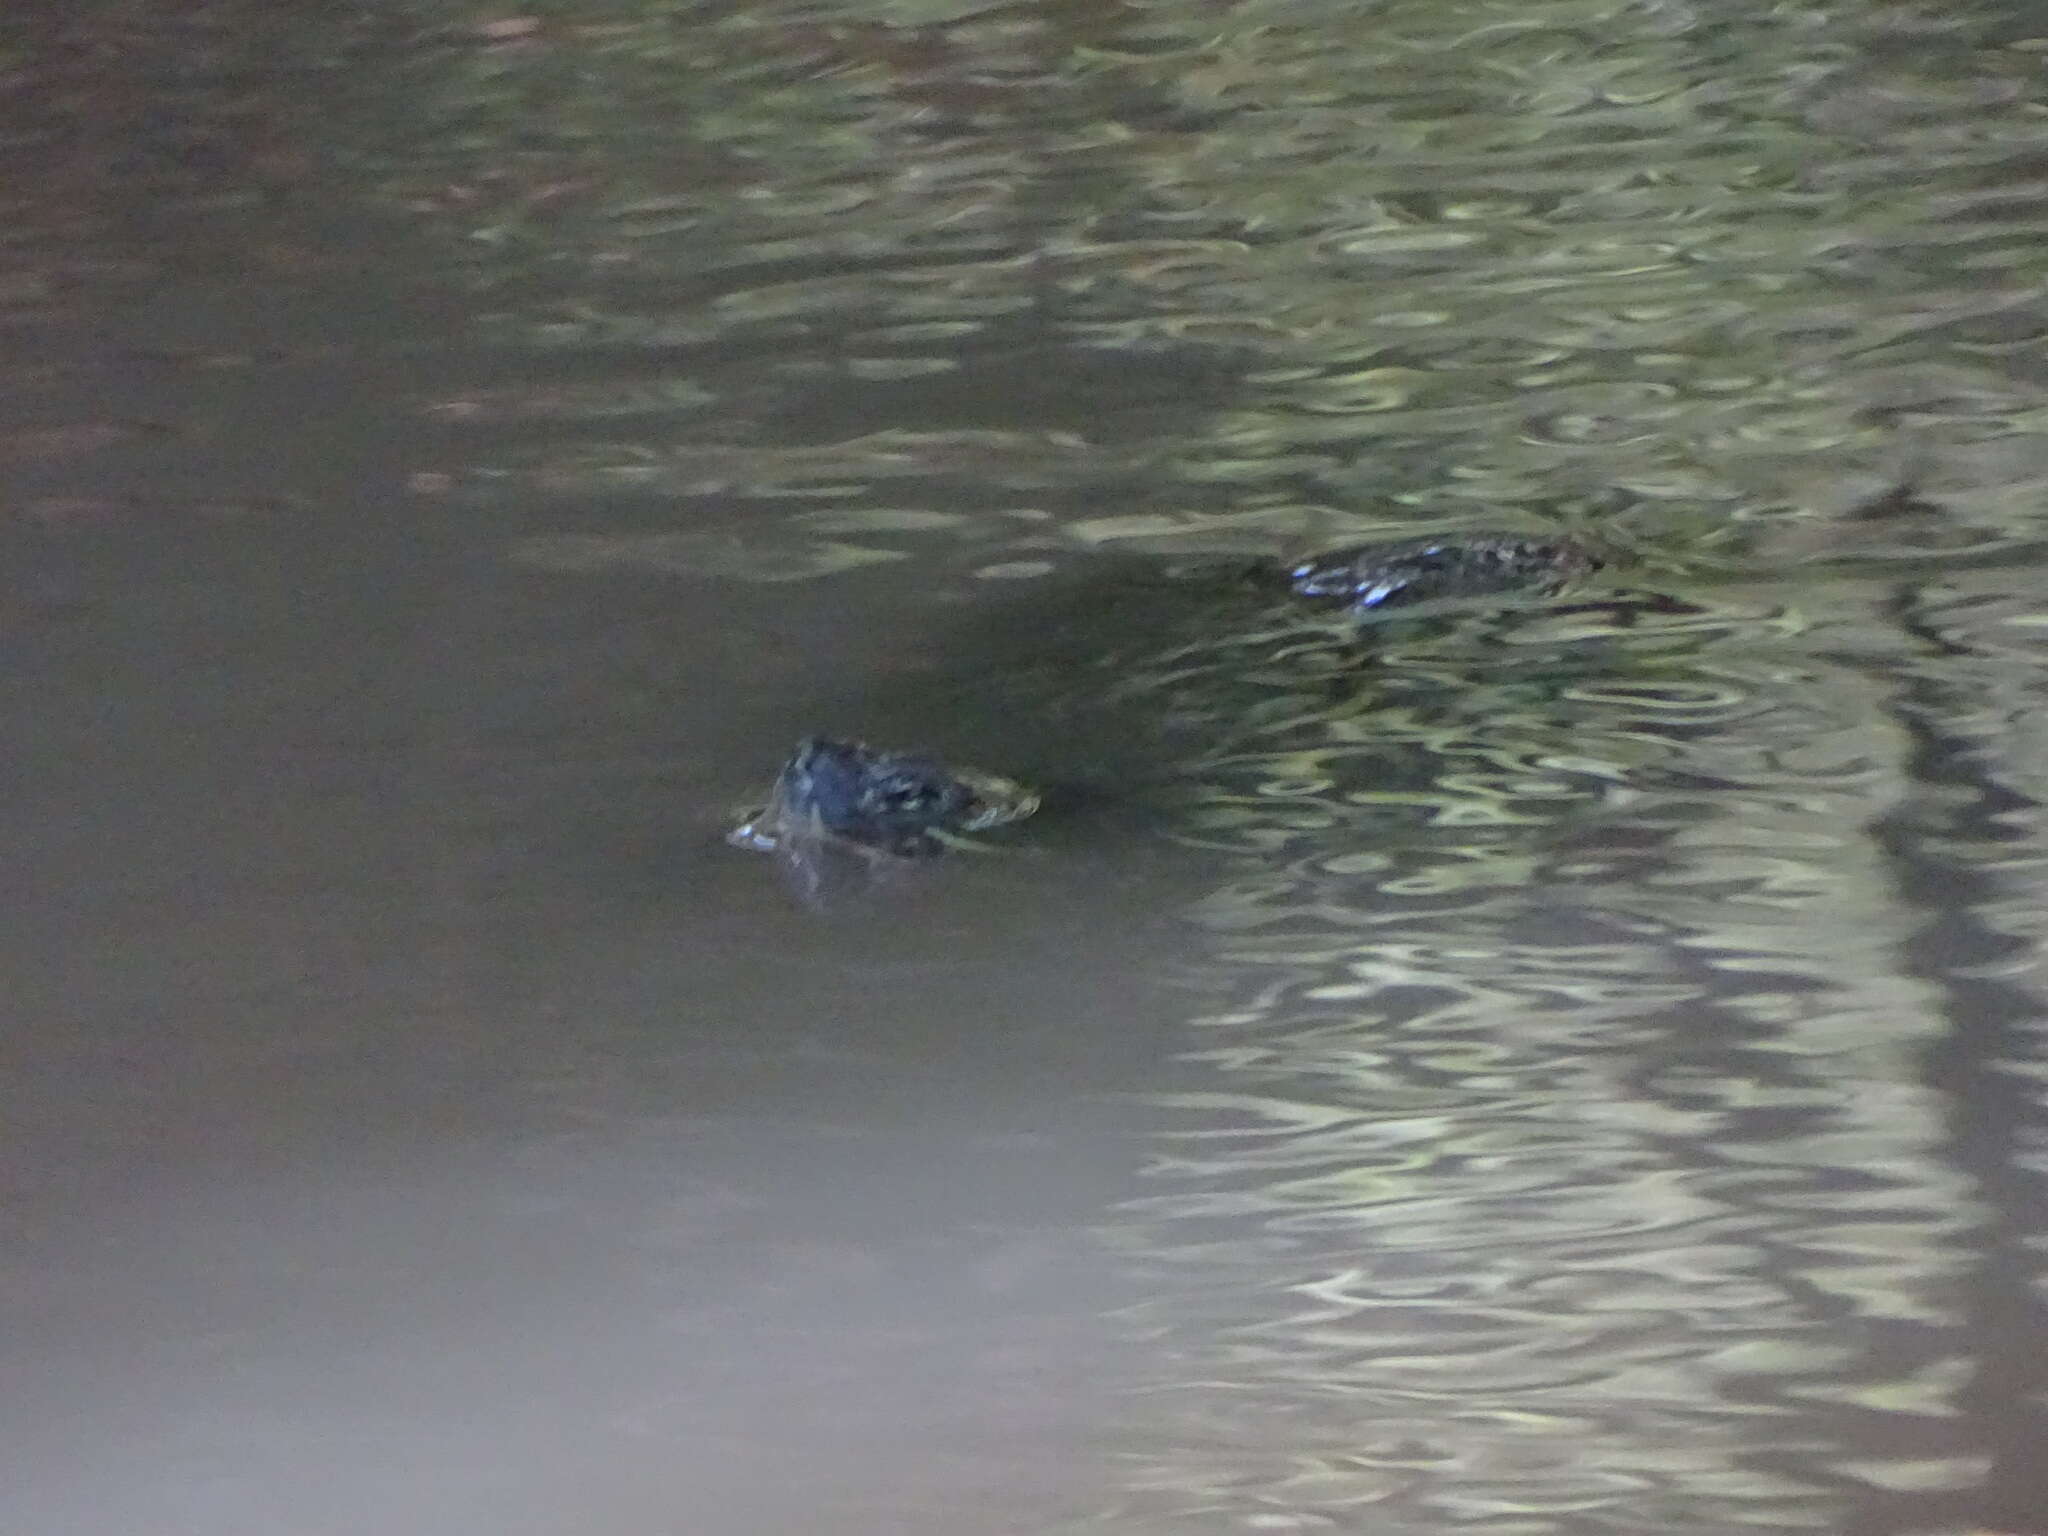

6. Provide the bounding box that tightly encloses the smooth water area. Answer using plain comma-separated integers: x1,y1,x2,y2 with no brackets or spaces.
6,2,2048,1533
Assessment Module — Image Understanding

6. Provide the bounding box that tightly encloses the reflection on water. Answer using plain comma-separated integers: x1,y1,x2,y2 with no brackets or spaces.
7,0,2048,1532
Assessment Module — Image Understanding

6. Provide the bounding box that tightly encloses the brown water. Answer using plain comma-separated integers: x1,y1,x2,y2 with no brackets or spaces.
7,2,2048,1533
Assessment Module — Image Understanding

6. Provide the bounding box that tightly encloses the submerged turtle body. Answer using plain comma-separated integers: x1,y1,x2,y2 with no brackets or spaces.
1285,531,1604,621
731,735,1039,860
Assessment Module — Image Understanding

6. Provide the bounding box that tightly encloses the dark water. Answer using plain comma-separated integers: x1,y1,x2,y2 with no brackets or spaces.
7,3,2048,1533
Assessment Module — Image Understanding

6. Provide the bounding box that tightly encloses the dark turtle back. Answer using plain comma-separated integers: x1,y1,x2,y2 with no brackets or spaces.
1285,531,1604,618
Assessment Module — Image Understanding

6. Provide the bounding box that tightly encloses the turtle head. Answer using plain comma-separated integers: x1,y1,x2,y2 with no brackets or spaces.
778,737,977,854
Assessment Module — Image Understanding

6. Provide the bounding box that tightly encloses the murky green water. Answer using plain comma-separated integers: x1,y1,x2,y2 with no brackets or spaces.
7,2,2048,1533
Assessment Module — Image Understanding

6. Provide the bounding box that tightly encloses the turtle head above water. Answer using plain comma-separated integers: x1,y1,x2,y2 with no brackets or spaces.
778,736,982,855
731,735,1040,862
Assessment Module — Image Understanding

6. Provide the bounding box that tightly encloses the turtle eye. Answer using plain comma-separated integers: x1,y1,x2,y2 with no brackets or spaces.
874,768,955,816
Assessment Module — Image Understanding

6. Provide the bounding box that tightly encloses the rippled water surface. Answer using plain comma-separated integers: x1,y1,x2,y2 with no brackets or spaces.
7,2,2048,1533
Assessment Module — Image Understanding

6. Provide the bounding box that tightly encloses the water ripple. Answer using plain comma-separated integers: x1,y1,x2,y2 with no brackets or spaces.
304,2,2048,1530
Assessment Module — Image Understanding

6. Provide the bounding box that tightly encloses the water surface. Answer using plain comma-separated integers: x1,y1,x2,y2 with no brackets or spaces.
6,2,2048,1533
